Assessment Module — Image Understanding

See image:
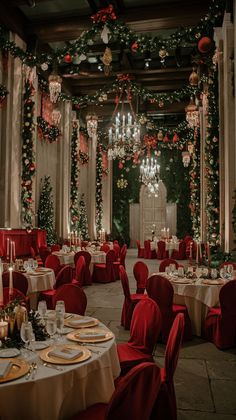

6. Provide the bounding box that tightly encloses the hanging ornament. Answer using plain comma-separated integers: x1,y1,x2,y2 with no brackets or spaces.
198,37,213,54
51,108,62,126
86,114,98,138
158,100,164,108
131,42,139,53
159,47,168,65
163,135,169,143
189,68,199,86
101,25,110,44
41,62,48,71
101,47,112,76
173,133,179,143
157,130,163,141
188,142,194,154
139,115,147,125
182,151,191,167
48,72,62,103
118,161,124,169
64,54,72,63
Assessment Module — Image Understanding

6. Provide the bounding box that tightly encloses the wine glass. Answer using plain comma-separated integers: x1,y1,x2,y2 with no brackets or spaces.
211,268,218,279
227,264,234,280
177,267,184,277
55,300,65,317
23,261,29,272
220,267,227,279
46,315,57,343
20,321,33,357
38,300,47,320
56,312,64,341
195,267,202,280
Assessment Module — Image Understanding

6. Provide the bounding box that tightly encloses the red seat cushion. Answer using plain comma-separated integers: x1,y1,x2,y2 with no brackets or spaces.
172,304,188,313
94,263,106,269
207,307,221,316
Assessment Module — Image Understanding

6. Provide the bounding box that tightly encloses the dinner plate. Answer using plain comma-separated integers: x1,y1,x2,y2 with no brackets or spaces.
33,341,50,351
64,316,99,328
0,358,30,383
67,328,114,343
35,268,52,273
0,348,21,358
39,344,91,365
171,278,192,284
201,279,224,285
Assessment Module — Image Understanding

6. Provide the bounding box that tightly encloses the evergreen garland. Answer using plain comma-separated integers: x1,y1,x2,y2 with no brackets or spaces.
38,176,57,245
78,194,89,240
189,127,201,240
205,68,220,246
95,144,103,237
21,79,36,229
0,83,8,105
69,121,80,232
37,116,60,143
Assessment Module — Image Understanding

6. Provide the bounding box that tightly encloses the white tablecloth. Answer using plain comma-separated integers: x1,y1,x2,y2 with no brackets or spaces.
0,319,120,420
52,251,75,266
25,268,55,293
53,250,106,273
150,240,179,252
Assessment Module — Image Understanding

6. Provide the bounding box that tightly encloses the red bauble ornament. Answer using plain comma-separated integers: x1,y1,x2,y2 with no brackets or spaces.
163,135,169,143
118,162,123,169
64,54,72,63
197,37,213,54
29,163,35,171
173,133,179,143
131,42,138,53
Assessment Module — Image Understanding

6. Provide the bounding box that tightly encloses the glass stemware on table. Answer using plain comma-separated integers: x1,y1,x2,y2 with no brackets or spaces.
20,321,35,358
55,301,65,340
46,315,57,344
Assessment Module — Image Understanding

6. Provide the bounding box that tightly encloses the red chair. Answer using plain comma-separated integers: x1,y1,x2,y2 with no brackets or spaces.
30,246,43,266
152,313,185,420
51,244,61,252
146,274,192,342
2,271,28,296
204,280,236,349
159,259,179,273
45,254,63,276
71,362,161,420
52,284,87,315
92,250,116,283
156,240,168,259
219,262,236,270
39,247,51,265
117,298,162,374
136,240,144,258
120,265,147,330
133,261,149,293
3,287,28,307
113,243,120,260
171,240,186,260
144,240,156,259
39,265,74,309
73,256,86,286
113,244,127,279
74,251,92,285
100,243,110,253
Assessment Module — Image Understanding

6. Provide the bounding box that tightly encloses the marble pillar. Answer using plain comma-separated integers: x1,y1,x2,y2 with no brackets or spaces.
87,134,97,240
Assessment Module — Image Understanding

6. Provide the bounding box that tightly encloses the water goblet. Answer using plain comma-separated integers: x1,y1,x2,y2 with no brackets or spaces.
177,267,184,277
20,321,33,358
211,268,218,280
195,267,202,280
56,312,64,341
55,300,65,317
227,264,234,280
165,266,170,275
220,267,226,279
46,315,57,343
23,261,29,272
37,300,47,320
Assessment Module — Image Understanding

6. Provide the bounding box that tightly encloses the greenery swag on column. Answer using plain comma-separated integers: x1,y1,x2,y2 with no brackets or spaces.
205,68,220,247
21,79,36,229
189,127,201,240
38,176,57,245
69,121,80,232
95,143,103,237
78,194,89,240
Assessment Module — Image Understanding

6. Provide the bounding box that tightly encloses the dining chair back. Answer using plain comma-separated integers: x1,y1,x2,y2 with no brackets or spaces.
159,258,179,272
171,240,186,260
92,250,116,283
39,248,51,265
136,239,144,258
100,243,110,253
55,265,73,288
120,265,131,300
119,244,127,267
113,243,120,260
3,287,28,306
219,261,236,270
74,251,92,285
156,240,167,259
53,284,87,315
2,271,28,296
45,254,61,276
133,261,149,293
51,244,61,252
75,256,86,286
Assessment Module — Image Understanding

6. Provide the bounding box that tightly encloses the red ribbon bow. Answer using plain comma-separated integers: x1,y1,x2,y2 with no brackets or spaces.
117,74,132,82
91,5,116,23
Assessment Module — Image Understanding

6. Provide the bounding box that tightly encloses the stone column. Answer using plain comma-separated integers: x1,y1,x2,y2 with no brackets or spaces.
102,158,112,235
87,134,97,240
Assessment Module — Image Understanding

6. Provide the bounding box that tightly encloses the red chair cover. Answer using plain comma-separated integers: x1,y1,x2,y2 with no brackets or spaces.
51,244,61,252
171,240,186,260
133,261,149,293
118,298,162,372
74,251,92,285
136,240,144,258
71,362,161,420
144,240,156,259
3,287,28,307
156,240,167,260
39,265,73,309
219,261,236,270
100,243,110,253
152,313,185,420
92,250,116,283
113,244,127,279
120,265,147,330
204,280,236,349
159,259,179,273
39,247,51,265
52,284,87,314
146,274,192,342
2,271,28,295
113,243,120,260
74,256,86,286
45,254,62,276
30,246,43,266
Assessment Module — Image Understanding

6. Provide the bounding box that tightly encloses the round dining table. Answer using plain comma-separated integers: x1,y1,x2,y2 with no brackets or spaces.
52,250,106,273
0,316,120,420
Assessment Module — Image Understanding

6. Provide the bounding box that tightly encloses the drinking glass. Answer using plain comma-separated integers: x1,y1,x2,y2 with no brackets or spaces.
38,300,47,320
56,312,64,341
202,268,209,278
23,261,29,271
55,300,65,317
195,267,202,280
220,267,227,279
227,264,234,280
177,267,184,277
20,321,34,357
169,264,176,274
46,315,57,343
165,266,170,275
211,268,218,279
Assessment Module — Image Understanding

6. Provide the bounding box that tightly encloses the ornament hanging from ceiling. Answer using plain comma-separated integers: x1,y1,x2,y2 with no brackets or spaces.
48,72,62,103
101,47,112,76
189,68,199,86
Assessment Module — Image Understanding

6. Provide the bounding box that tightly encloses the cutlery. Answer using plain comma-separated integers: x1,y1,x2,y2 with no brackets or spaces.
25,364,34,380
31,362,38,379
43,362,64,371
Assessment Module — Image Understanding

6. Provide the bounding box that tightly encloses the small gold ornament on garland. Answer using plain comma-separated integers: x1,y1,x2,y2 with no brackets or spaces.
117,176,128,189
101,47,112,76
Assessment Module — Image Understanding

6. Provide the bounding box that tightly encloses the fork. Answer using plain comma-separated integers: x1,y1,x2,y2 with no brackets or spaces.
43,362,64,371
31,362,38,379
25,364,34,380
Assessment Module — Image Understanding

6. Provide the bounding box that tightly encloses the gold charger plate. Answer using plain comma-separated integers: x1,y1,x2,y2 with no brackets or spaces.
0,358,30,383
171,278,192,284
64,316,99,328
39,344,91,365
202,279,224,285
67,328,114,343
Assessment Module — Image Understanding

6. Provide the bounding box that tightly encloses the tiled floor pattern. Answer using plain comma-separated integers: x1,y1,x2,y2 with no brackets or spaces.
84,249,236,419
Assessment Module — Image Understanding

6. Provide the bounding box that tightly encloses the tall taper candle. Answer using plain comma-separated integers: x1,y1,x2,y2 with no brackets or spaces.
6,238,10,261
9,267,13,297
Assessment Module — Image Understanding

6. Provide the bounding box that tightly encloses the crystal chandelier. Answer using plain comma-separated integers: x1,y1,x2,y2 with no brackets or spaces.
185,96,199,129
182,151,191,167
140,157,161,196
86,114,98,138
48,73,62,103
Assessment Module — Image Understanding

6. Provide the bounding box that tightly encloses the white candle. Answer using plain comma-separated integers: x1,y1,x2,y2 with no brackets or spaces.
0,260,3,306
0,321,8,339
9,267,13,296
6,238,10,260
10,241,13,263
189,242,192,261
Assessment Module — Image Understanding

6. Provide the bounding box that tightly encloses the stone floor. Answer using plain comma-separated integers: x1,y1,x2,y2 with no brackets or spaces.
84,249,236,420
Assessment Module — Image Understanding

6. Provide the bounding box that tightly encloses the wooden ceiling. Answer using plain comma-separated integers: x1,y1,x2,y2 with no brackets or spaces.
0,0,215,121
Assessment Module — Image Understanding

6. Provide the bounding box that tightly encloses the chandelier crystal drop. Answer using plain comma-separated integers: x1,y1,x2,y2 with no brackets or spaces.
140,157,161,196
185,96,199,129
86,114,98,138
48,73,62,103
51,108,61,126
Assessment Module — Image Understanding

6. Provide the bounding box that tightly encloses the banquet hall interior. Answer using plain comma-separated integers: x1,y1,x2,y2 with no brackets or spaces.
0,0,236,419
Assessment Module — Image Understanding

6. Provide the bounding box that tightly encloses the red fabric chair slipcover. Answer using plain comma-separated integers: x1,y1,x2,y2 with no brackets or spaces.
39,247,51,265
30,246,43,266
113,244,127,279
71,362,161,420
100,243,110,253
118,298,162,373
74,251,92,285
159,259,179,273
45,254,62,276
51,244,61,252
133,261,149,293
52,283,87,314
113,243,120,260
204,280,236,349
152,313,185,420
171,240,186,260
39,265,74,309
3,287,28,307
2,271,28,296
136,240,144,258
156,240,168,260
120,265,147,330
219,261,236,270
146,274,192,342
73,256,86,286
92,250,116,283
144,240,156,259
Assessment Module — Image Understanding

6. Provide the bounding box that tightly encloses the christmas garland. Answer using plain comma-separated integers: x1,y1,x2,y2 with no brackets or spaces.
189,127,201,240
0,1,224,67
95,144,103,236
78,151,89,164
69,121,80,231
205,68,220,246
21,79,36,229
37,116,60,143
0,83,8,106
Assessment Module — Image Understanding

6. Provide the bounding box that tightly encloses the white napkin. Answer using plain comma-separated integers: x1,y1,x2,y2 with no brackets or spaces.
0,362,12,378
49,348,83,360
69,317,94,327
78,332,106,339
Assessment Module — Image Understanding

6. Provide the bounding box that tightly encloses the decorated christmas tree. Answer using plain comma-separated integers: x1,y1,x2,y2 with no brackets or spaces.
38,176,57,246
78,193,89,240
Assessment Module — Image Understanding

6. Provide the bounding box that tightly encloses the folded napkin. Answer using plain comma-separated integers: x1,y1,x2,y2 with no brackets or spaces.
69,317,94,327
49,348,83,360
0,362,12,378
78,332,106,340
